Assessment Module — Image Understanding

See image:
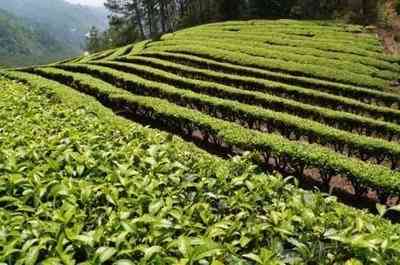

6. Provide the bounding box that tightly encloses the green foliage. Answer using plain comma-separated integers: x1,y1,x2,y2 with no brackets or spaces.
0,75,400,264
12,64,400,200
3,18,400,263
164,22,396,62
0,0,107,52
85,21,140,54
47,61,400,171
153,38,390,88
157,34,396,81
0,8,74,67
101,0,379,49
117,53,400,142
143,45,400,122
86,26,104,54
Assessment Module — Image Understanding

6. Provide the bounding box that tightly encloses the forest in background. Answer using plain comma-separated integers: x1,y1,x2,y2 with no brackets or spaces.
87,0,385,52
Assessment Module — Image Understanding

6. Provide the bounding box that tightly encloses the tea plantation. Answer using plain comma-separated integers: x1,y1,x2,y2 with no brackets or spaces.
2,20,400,264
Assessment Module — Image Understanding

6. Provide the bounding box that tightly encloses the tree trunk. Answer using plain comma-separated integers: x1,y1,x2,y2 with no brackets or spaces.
133,0,145,39
159,0,167,32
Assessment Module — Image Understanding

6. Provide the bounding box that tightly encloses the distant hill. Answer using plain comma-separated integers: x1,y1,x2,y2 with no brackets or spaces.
0,8,76,66
0,0,107,66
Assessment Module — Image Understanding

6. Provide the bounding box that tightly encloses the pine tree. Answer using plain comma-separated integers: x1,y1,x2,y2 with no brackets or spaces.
86,26,102,53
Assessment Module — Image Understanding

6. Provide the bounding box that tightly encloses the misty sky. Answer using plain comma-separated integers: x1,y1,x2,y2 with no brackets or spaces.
65,0,105,7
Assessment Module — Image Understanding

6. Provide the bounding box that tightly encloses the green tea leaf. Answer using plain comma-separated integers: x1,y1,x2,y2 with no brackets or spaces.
96,247,117,263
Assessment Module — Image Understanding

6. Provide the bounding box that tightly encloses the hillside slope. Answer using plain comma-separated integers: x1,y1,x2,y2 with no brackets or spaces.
0,9,75,67
0,0,107,65
1,65,400,264
2,19,400,263
12,20,400,206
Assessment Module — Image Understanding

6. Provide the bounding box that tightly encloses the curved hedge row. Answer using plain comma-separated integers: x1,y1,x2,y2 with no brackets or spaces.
201,20,366,30
128,40,152,56
76,49,115,63
141,46,400,116
49,62,400,170
138,51,400,111
2,70,400,264
103,44,134,61
218,30,381,50
171,32,394,71
216,26,381,45
153,37,398,81
16,67,400,203
151,38,388,90
181,24,381,46
142,48,400,113
171,28,397,62
116,55,400,141
136,50,400,125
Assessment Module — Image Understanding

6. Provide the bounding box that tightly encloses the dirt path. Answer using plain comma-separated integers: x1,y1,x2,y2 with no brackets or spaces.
378,0,400,54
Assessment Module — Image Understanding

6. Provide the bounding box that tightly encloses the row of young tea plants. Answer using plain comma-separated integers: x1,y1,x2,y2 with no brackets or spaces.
34,63,400,170
147,41,388,90
2,72,400,264
115,55,400,141
142,46,400,112
8,68,400,202
167,31,394,64
154,36,397,81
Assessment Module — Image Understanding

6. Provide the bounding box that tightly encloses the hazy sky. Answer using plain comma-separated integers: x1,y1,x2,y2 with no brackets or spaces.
65,0,105,7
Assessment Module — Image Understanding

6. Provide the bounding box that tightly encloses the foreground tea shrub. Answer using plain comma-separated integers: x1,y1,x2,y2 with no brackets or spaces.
1,77,400,264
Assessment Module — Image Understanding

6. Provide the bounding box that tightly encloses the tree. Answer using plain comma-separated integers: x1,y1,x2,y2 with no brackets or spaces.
105,0,146,39
86,26,102,53
216,0,245,21
107,16,140,47
247,0,296,18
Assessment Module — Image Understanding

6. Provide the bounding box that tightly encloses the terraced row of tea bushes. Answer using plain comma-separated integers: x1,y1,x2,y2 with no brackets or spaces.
218,27,380,44
66,40,151,65
196,20,375,36
139,51,400,110
202,20,365,30
142,48,400,116
149,40,388,90
167,31,394,72
0,74,285,264
40,63,400,170
116,55,400,142
216,26,381,45
129,53,400,127
2,74,400,264
168,29,397,63
73,50,104,64
175,28,382,54
17,67,400,203
154,37,398,80
50,56,81,65
103,44,134,61
73,46,128,64
84,49,117,63
128,40,152,56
